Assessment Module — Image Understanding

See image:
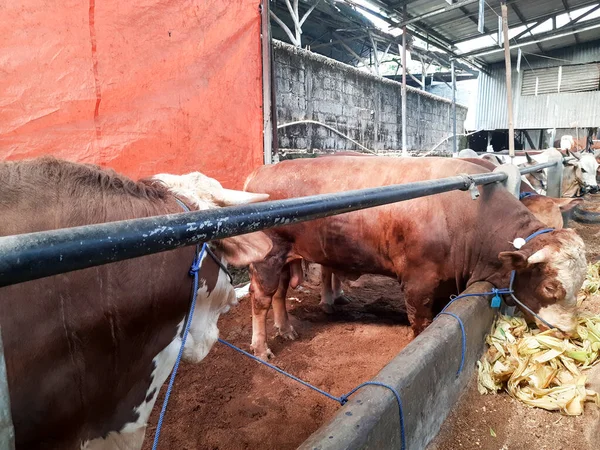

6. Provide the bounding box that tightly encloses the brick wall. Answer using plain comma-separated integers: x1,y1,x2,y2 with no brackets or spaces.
274,40,468,156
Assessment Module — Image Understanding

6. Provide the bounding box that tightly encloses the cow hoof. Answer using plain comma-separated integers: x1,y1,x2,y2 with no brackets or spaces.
251,345,274,360
334,295,351,305
320,303,336,314
277,327,299,341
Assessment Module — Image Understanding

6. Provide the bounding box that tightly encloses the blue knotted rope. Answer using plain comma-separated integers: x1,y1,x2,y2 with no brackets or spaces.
519,191,537,200
435,228,556,377
152,243,207,450
218,338,406,450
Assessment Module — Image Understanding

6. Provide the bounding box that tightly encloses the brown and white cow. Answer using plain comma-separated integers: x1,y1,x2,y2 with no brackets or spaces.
0,157,272,450
244,156,587,360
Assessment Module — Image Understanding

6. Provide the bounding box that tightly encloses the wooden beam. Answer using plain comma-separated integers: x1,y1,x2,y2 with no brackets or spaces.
501,1,515,159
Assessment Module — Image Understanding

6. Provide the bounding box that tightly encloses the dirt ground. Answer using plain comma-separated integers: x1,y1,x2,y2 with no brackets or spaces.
143,274,412,450
429,221,600,450
144,221,600,450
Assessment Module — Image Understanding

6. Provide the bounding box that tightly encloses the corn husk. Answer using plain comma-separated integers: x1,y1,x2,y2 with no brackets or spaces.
578,261,600,306
478,314,600,415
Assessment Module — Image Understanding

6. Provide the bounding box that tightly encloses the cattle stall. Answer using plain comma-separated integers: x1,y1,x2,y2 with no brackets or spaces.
0,156,573,450
2,0,599,448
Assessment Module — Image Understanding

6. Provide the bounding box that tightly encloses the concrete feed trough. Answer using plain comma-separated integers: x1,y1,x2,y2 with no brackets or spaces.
299,282,495,450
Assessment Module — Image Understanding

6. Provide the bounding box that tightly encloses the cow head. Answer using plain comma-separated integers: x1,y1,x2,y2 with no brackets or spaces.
498,229,586,335
480,153,503,166
152,172,272,363
563,152,599,195
182,232,272,363
520,152,547,193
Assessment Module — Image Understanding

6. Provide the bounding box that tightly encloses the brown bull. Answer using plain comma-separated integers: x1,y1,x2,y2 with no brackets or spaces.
244,156,587,360
315,154,581,313
0,157,271,449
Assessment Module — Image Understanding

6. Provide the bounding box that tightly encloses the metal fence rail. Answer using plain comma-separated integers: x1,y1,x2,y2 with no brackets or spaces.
518,161,558,174
0,172,507,288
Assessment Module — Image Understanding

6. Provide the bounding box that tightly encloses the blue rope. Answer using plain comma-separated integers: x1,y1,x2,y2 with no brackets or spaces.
434,228,556,377
152,243,207,450
150,228,557,449
524,228,554,242
435,288,510,376
218,338,406,450
519,191,536,200
437,312,466,375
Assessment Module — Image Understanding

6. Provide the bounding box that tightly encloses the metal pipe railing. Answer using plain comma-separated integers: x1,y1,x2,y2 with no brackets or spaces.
0,172,506,288
518,161,558,174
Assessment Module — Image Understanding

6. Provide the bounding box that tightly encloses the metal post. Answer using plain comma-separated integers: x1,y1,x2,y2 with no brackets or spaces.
401,10,408,157
545,148,564,198
477,0,485,33
501,0,515,160
261,0,274,165
0,172,508,288
0,329,15,450
451,60,457,157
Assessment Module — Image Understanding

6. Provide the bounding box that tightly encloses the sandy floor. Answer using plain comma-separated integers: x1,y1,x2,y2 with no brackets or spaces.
142,274,411,450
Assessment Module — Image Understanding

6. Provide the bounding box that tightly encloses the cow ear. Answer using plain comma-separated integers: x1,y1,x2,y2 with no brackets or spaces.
215,231,272,267
498,250,529,270
551,197,583,213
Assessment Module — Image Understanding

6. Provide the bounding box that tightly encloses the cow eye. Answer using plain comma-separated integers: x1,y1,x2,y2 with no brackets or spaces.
581,167,587,173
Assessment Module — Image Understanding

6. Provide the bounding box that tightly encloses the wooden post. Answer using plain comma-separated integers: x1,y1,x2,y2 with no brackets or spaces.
501,0,515,160
401,6,408,157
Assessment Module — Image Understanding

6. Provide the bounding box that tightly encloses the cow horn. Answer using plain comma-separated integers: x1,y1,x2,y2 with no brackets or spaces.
216,189,269,206
525,152,534,164
527,247,552,265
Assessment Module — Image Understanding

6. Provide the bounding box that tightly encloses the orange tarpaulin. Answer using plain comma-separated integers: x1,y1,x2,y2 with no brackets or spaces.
0,0,265,189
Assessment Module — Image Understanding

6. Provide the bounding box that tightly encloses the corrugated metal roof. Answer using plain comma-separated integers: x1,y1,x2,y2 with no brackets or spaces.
373,0,600,65
475,40,600,130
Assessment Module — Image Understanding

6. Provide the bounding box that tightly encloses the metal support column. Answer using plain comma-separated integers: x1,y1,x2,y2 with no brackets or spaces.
451,60,457,157
545,148,564,198
0,329,15,450
261,0,274,164
401,8,408,157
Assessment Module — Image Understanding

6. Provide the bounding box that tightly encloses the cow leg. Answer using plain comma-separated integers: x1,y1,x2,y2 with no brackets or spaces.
319,266,336,314
331,273,351,306
249,250,288,360
272,264,298,340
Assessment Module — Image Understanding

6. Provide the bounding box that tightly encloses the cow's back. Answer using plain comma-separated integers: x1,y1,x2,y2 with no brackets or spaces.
245,156,490,198
245,156,531,281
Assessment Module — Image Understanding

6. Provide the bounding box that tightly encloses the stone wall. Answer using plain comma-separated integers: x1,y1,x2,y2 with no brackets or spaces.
273,40,468,156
